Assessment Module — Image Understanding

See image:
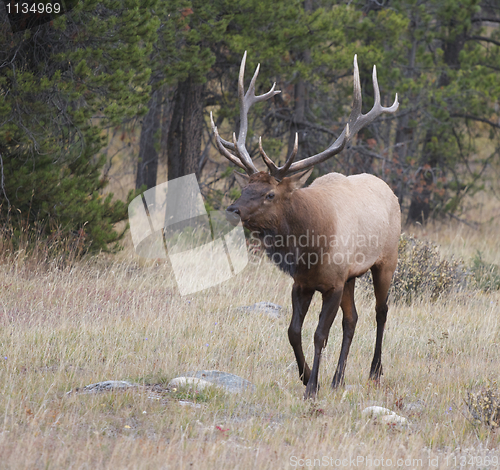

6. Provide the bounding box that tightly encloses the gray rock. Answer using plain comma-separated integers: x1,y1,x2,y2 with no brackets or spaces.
168,377,217,391
180,370,255,394
361,406,410,429
403,401,425,415
78,380,136,393
178,400,202,409
236,301,283,319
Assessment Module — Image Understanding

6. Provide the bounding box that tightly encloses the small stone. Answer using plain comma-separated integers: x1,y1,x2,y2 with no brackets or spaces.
403,401,425,415
361,406,395,418
68,380,136,395
168,377,216,391
175,370,255,394
178,400,202,409
380,414,409,426
361,405,410,429
236,301,283,319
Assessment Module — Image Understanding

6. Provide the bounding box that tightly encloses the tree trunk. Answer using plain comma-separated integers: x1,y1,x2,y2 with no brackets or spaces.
165,77,206,230
135,88,162,190
167,77,205,181
287,78,309,159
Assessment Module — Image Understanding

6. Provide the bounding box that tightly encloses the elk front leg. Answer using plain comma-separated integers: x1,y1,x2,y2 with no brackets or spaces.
304,286,343,399
288,284,315,386
332,278,358,388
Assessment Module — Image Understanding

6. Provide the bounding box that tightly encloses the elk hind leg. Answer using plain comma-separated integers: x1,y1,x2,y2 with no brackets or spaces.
288,284,315,386
332,278,358,389
369,265,394,382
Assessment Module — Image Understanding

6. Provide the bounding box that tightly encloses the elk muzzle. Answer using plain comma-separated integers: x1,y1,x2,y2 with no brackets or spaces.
226,205,241,226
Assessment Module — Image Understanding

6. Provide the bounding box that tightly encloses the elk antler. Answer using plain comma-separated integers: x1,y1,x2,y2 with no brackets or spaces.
210,51,281,175
260,55,399,180
211,54,398,180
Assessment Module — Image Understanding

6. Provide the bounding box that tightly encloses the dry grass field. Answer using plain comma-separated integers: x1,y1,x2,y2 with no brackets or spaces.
1,191,500,469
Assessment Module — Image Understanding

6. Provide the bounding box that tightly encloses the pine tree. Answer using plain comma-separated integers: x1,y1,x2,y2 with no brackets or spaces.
355,0,500,222
0,0,159,251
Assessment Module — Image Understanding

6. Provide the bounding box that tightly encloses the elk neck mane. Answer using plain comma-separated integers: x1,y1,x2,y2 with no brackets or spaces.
257,183,337,277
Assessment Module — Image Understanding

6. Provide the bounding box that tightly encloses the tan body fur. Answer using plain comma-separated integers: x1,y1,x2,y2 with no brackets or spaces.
290,173,401,289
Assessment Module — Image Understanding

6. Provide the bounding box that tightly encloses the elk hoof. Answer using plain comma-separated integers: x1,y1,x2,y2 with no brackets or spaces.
369,364,383,383
303,383,319,400
370,362,383,382
331,376,345,389
368,370,382,388
368,376,382,388
300,367,312,386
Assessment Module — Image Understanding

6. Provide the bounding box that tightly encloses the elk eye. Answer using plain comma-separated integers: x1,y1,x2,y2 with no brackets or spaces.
266,192,275,200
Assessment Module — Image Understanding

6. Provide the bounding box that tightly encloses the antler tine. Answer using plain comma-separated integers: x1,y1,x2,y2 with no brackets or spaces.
347,58,399,138
258,137,279,173
262,132,298,180
218,135,236,151
247,62,261,101
281,132,299,174
247,66,280,105
210,112,247,171
352,54,362,117
373,65,381,107
279,55,398,176
210,52,281,175
236,52,281,172
259,133,299,181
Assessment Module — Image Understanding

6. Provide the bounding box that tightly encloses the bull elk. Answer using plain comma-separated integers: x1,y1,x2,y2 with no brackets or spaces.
210,52,401,399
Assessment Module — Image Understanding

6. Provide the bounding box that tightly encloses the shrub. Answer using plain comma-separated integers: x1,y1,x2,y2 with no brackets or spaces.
360,233,470,303
470,251,500,292
466,383,500,428
391,234,470,303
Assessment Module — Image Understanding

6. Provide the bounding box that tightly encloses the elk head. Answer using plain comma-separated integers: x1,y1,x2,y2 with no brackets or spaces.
211,51,399,230
225,169,312,234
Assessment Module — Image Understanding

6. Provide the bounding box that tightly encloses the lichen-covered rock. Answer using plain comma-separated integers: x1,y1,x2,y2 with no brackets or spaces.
173,370,255,394
168,377,216,391
362,406,409,429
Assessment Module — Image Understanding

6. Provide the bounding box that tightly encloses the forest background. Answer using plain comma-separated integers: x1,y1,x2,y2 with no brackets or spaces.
1,0,500,252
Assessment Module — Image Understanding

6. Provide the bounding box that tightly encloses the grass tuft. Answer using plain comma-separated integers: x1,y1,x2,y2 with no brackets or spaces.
470,251,500,292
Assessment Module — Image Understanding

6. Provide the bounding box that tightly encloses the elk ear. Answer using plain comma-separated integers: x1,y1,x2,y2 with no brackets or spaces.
233,171,250,189
286,168,313,190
